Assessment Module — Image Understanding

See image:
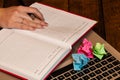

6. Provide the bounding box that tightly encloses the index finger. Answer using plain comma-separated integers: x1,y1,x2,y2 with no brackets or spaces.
19,6,45,21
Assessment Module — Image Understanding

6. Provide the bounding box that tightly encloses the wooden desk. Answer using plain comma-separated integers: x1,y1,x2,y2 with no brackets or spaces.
0,0,3,7
0,30,119,80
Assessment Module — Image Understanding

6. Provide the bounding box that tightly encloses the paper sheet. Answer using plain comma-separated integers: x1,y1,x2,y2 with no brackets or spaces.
72,54,90,70
77,38,93,58
93,43,107,60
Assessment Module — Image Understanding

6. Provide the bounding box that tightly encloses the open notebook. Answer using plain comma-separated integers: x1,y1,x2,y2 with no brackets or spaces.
0,2,97,80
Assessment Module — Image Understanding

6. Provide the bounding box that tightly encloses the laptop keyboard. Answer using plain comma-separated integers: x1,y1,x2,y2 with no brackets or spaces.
46,52,120,80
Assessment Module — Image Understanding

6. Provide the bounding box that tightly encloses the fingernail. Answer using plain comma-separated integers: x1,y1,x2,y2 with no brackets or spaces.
41,21,48,26
44,22,48,26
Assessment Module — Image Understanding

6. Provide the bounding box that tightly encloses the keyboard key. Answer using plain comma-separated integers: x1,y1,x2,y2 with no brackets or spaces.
95,70,102,74
70,70,77,74
107,76,112,79
96,75,103,79
101,60,108,65
77,72,84,77
107,64,113,68
114,66,120,71
112,60,120,66
64,72,71,77
108,69,115,74
112,73,118,77
83,69,90,74
101,67,107,71
88,61,95,65
102,72,109,77
71,75,78,79
107,56,116,62
58,75,65,79
89,66,96,71
95,63,102,68
89,72,96,77
82,75,90,80
94,58,101,62
83,64,89,69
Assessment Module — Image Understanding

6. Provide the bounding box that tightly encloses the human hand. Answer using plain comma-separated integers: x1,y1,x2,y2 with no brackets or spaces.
0,6,48,30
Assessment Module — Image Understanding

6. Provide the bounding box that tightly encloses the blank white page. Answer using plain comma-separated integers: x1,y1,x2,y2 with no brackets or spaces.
31,3,97,45
0,30,70,79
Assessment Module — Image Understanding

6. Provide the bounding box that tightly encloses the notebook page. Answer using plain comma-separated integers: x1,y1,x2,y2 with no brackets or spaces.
0,29,70,80
31,3,97,46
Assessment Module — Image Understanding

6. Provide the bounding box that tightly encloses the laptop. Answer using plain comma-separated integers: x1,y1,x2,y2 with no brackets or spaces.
0,31,119,80
46,31,120,80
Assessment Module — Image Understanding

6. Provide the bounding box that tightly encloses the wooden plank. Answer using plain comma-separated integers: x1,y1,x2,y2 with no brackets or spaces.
0,0,4,7
3,0,21,7
21,0,43,6
40,0,68,11
102,0,120,52
68,0,106,39
22,0,68,11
